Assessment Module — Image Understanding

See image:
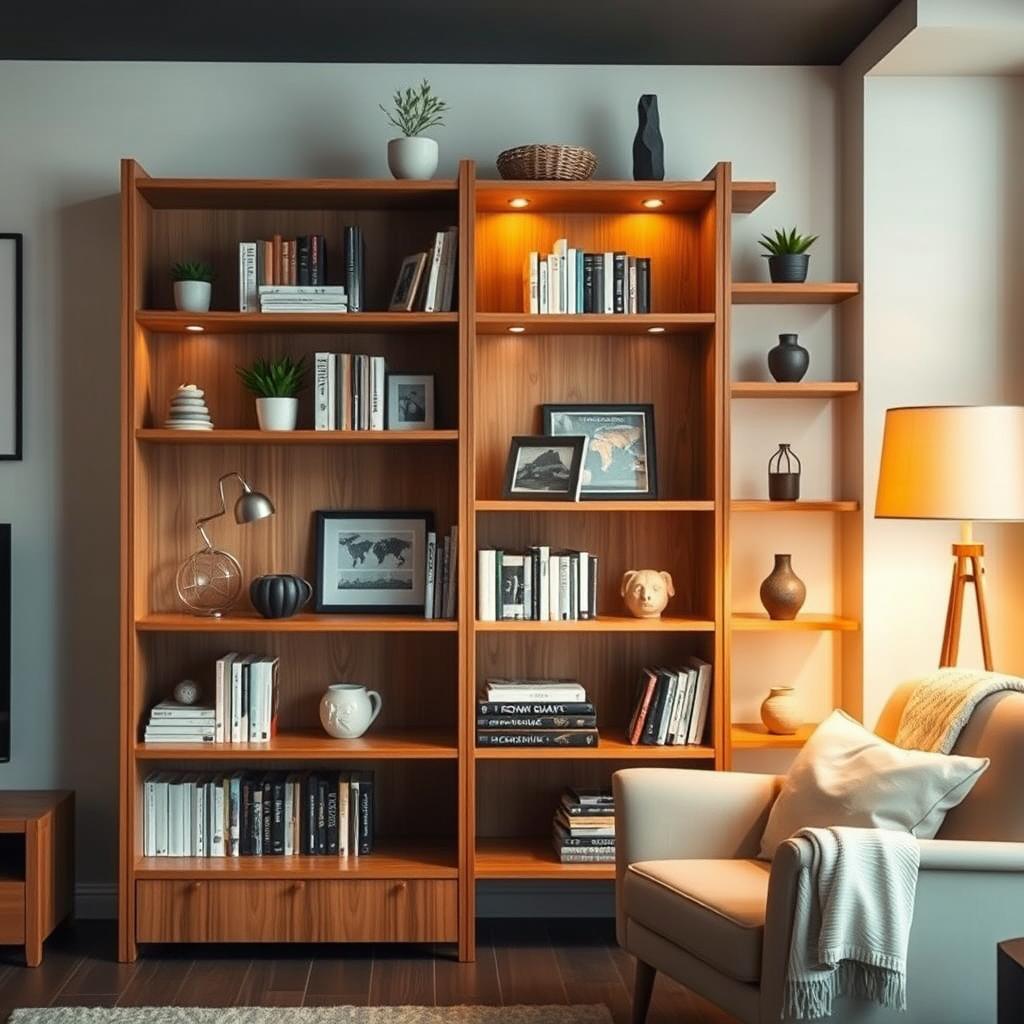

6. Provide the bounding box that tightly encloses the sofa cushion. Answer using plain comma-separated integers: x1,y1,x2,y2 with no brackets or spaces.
624,858,770,983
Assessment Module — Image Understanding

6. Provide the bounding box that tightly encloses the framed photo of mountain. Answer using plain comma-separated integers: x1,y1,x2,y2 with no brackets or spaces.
315,510,433,613
542,404,657,499
502,435,588,501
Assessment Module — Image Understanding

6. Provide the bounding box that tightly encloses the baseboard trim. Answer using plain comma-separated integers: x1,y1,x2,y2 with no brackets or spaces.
75,883,117,920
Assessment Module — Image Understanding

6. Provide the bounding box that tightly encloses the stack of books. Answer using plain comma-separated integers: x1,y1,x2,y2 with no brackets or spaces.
314,352,386,430
390,228,458,312
627,657,713,746
425,526,459,619
210,654,280,744
553,787,615,864
476,678,598,748
524,240,651,315
259,285,348,313
476,547,599,621
143,701,216,744
142,770,375,858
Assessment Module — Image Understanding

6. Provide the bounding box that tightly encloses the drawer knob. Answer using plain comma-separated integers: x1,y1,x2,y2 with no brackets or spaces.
189,881,202,892
291,881,306,893
393,881,407,893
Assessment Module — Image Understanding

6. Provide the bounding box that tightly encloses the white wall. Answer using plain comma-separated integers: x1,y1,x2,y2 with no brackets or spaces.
0,61,839,894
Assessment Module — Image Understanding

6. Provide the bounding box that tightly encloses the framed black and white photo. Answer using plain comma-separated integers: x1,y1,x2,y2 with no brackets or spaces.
315,510,433,613
542,404,657,499
387,252,428,312
502,435,588,501
386,373,435,430
0,235,22,461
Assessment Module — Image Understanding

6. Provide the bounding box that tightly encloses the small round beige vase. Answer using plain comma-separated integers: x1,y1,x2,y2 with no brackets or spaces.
760,686,800,735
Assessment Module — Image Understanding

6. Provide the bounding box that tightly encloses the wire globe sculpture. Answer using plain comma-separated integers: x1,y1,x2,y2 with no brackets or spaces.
175,547,243,616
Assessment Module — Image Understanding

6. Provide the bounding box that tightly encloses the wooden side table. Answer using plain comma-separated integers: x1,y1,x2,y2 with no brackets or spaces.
999,938,1024,1024
0,791,74,966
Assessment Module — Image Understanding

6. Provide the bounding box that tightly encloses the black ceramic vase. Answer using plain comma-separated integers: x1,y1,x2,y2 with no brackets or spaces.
250,574,313,619
768,253,810,283
768,333,810,383
768,443,801,501
759,554,806,621
632,95,665,181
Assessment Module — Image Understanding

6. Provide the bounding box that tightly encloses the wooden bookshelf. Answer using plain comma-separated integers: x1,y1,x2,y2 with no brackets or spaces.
730,500,859,513
136,428,459,445
731,282,860,304
730,381,859,399
731,612,860,632
474,837,614,880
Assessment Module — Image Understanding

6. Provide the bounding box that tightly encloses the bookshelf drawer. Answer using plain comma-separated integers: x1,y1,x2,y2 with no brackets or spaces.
136,878,457,943
0,881,25,944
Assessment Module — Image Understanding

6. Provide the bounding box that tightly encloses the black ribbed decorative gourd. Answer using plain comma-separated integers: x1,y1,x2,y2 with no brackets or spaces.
250,574,312,619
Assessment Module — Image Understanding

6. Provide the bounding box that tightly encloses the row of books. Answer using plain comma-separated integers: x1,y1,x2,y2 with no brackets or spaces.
389,229,458,313
476,548,599,622
476,678,598,748
238,228,365,311
628,659,713,747
554,787,615,864
425,526,459,620
524,240,652,315
142,771,375,858
314,352,386,431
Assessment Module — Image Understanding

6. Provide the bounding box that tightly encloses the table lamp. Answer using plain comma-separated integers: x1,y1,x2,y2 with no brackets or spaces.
875,405,1024,670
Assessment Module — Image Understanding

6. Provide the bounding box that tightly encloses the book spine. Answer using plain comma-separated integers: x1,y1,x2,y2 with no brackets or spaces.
337,775,349,857
370,356,385,431
525,252,539,314
569,552,580,620
349,776,360,857
602,253,614,313
637,257,651,313
577,250,584,311
556,834,616,848
641,676,668,745
554,849,617,863
477,715,597,728
582,254,594,314
326,780,339,855
522,553,532,622
539,260,549,314
628,257,637,314
613,252,626,313
440,226,458,312
560,803,616,818
566,248,577,315
295,235,308,286
358,771,373,855
423,231,446,313
443,525,458,619
309,234,320,286
477,730,599,747
424,532,438,619
239,242,258,312
478,701,595,715
314,353,331,431
305,776,318,855
558,556,571,619
578,550,590,620
589,555,599,618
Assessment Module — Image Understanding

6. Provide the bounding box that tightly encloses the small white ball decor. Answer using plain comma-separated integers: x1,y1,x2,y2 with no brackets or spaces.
173,680,202,706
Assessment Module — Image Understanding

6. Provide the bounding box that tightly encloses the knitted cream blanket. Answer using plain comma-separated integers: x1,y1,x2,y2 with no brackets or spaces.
895,668,1024,752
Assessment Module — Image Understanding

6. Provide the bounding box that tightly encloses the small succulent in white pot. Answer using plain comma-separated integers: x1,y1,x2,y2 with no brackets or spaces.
381,79,449,180
171,261,214,312
236,355,307,431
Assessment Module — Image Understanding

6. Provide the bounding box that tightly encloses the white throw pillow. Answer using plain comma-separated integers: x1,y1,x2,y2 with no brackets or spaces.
759,709,989,860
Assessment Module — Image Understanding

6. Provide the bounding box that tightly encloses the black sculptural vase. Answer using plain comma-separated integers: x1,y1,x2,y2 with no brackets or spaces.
633,95,665,181
767,333,810,383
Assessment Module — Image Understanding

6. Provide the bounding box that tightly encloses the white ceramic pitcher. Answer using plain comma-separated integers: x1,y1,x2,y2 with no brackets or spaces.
320,683,382,739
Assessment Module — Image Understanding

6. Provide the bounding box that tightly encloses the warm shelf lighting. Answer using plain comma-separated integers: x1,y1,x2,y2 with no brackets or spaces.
508,325,526,334
647,326,666,334
642,198,664,209
507,198,530,209
185,325,205,333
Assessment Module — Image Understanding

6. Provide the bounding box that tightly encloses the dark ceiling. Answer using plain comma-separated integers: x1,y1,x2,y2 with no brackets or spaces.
3,1,901,64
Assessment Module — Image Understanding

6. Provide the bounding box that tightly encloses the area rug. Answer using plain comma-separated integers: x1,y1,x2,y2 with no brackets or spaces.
8,1008,613,1024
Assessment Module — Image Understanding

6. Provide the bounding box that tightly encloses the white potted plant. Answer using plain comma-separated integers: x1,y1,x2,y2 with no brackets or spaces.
381,79,449,180
171,261,214,312
236,355,306,431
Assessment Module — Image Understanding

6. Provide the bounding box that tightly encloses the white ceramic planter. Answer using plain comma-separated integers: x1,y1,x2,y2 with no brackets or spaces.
387,137,439,180
173,280,212,313
256,397,299,431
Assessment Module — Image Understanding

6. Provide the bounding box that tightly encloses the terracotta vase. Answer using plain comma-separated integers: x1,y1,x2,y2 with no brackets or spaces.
759,553,806,620
760,686,800,735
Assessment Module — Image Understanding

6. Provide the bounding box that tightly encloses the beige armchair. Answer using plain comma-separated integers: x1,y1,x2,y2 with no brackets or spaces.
615,683,1024,1023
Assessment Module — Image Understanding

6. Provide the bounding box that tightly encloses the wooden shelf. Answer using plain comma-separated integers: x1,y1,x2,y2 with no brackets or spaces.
731,283,860,305
731,722,817,749
475,838,614,880
475,616,715,633
731,500,859,512
475,730,713,760
136,612,458,634
475,313,714,335
135,728,457,761
731,181,776,213
136,428,458,446
136,177,458,210
475,499,714,513
731,381,860,399
135,841,458,880
731,613,859,632
475,179,715,214
136,311,459,334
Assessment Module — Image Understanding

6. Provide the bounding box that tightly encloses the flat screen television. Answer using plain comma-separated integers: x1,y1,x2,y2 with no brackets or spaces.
0,524,9,761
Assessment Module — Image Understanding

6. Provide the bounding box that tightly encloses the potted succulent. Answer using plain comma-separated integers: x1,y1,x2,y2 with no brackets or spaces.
381,79,449,180
171,261,214,312
236,355,307,431
758,228,819,284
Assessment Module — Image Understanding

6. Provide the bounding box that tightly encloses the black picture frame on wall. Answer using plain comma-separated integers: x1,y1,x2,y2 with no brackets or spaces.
315,510,434,614
0,235,23,461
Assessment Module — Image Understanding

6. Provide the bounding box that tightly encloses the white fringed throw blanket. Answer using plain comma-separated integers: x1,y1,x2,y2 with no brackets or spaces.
783,826,920,1020
895,668,1024,752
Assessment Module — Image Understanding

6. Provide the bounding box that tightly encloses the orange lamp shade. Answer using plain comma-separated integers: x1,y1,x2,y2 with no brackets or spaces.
875,405,1024,521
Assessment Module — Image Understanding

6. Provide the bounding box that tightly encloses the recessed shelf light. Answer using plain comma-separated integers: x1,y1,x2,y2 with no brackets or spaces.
642,198,664,209
647,326,666,334
507,198,530,209
508,325,526,333
185,325,205,333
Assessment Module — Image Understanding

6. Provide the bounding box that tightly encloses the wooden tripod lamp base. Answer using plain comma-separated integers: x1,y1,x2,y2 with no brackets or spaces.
939,523,993,671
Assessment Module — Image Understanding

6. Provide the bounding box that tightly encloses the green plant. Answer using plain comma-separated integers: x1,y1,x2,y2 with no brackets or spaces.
380,79,449,137
236,355,307,398
758,228,819,257
171,260,215,282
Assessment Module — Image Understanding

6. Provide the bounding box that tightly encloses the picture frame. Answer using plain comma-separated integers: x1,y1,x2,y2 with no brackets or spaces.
502,435,588,501
315,510,434,614
386,373,435,430
388,252,428,312
0,235,23,461
542,403,657,499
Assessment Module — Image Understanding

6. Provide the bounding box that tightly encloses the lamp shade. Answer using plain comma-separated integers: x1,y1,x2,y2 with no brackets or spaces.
234,488,275,524
875,405,1024,520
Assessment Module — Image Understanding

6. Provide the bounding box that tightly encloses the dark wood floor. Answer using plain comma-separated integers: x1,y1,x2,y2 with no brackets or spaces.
0,920,734,1022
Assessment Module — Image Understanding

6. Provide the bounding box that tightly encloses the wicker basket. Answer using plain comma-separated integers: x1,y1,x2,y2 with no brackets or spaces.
496,144,598,181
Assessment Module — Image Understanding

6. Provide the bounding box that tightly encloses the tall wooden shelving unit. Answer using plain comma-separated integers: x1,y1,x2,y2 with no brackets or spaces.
119,159,861,963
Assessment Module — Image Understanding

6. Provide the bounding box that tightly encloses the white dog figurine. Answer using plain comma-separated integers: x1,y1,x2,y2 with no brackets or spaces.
621,569,675,619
